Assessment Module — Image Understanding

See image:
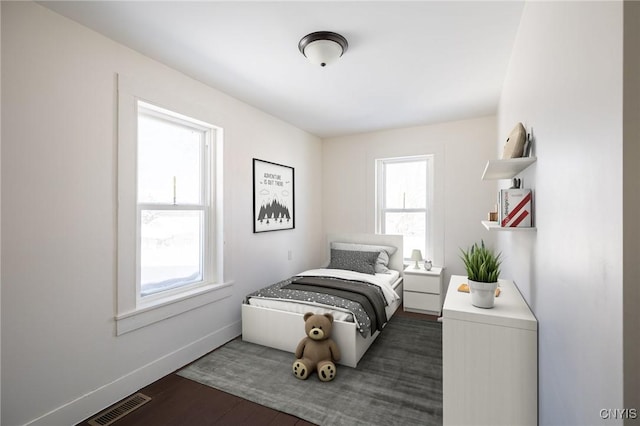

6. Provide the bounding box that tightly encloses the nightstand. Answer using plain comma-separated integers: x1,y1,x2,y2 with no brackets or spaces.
403,266,444,315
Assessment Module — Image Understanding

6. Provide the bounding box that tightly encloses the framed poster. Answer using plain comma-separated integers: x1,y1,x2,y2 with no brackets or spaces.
253,159,295,233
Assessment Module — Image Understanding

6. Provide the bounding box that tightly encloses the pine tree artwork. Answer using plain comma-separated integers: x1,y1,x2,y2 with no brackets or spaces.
253,159,295,232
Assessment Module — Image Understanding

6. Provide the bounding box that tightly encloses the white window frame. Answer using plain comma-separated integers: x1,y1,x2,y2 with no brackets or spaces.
136,101,214,303
116,75,230,335
375,155,434,261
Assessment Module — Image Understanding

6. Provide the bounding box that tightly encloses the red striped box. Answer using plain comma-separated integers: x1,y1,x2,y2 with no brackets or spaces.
499,189,532,227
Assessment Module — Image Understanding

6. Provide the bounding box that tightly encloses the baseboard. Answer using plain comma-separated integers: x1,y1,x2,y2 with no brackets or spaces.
25,321,242,426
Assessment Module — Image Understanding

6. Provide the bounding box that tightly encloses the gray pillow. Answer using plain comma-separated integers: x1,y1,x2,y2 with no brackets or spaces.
330,242,397,273
327,249,378,275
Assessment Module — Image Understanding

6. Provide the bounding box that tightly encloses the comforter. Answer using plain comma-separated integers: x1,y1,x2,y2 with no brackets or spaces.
244,268,400,337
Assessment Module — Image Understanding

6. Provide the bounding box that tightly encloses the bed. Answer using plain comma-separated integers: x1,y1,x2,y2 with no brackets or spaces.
241,233,404,368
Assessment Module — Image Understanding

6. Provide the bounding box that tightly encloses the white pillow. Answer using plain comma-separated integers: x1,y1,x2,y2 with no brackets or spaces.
330,242,397,273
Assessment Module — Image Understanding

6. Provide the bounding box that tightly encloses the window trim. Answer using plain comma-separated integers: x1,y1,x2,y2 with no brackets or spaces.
375,155,434,261
116,74,228,335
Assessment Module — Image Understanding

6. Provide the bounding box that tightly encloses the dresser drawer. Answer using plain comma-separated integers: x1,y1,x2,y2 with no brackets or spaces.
404,291,441,312
404,273,441,294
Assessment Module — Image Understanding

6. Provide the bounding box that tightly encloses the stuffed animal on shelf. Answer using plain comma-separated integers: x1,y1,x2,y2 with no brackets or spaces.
292,312,341,382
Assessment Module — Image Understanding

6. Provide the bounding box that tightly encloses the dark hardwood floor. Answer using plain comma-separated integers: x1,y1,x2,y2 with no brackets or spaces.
77,308,437,426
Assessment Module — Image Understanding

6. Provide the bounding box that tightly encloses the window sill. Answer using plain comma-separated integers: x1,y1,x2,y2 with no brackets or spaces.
115,281,234,335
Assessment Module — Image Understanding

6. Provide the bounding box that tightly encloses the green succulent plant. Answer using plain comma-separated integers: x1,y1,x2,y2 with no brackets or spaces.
460,240,502,283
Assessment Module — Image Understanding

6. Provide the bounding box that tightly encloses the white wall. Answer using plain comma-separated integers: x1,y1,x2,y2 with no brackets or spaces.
497,2,624,424
623,1,640,415
1,2,323,425
0,2,3,422
322,116,498,285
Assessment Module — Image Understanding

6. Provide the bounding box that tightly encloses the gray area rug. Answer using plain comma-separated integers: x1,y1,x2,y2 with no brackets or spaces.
178,315,442,426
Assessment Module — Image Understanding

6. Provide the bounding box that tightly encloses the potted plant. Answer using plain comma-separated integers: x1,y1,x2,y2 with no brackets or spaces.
459,240,502,308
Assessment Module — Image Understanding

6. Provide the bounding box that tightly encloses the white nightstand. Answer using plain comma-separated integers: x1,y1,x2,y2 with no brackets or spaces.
403,265,444,315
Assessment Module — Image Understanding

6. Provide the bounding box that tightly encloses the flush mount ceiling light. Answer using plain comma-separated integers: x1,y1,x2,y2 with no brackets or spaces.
298,31,348,67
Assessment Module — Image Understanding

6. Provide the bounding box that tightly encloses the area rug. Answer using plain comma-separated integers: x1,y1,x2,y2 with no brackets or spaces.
178,315,442,426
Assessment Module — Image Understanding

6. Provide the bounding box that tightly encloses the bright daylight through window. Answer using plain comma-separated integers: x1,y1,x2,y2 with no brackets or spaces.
376,156,433,260
137,102,214,299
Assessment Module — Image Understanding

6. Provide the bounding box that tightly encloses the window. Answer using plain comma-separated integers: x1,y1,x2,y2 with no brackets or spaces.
116,75,229,335
137,102,214,299
376,156,433,260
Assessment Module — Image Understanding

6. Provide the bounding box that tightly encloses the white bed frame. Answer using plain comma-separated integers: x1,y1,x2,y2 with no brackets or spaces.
241,233,404,368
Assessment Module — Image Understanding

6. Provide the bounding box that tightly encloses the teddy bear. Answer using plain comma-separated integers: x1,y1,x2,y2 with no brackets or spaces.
292,312,341,382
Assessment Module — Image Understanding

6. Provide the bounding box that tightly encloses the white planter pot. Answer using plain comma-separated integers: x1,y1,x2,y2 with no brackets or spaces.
468,279,498,308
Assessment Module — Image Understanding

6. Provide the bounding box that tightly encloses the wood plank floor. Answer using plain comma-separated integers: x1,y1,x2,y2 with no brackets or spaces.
77,308,437,426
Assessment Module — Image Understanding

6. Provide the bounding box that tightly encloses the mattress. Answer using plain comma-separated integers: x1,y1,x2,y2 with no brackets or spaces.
246,268,400,334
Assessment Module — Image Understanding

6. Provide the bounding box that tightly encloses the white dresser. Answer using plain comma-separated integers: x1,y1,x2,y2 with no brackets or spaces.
403,266,444,315
442,275,538,426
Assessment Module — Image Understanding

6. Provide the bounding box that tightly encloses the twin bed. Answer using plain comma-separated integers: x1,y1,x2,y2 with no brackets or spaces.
241,233,404,367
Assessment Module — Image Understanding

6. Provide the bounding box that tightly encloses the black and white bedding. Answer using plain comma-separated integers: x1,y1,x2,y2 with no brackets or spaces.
245,242,401,338
245,268,400,337
284,275,388,332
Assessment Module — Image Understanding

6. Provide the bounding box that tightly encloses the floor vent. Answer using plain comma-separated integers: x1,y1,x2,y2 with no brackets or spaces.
88,392,151,426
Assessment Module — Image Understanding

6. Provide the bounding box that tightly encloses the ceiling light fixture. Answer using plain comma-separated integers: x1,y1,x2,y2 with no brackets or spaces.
298,31,348,67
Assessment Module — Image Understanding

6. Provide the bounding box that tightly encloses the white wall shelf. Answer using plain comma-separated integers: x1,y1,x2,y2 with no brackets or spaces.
482,157,537,180
481,220,536,232
482,157,537,231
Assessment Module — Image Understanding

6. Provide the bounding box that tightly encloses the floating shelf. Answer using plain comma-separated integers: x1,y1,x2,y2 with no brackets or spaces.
482,220,537,232
482,157,537,180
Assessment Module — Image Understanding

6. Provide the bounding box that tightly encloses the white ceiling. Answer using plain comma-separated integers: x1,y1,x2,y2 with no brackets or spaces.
40,1,525,138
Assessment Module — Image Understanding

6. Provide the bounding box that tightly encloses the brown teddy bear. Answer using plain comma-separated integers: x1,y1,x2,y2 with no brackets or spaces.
292,312,341,382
